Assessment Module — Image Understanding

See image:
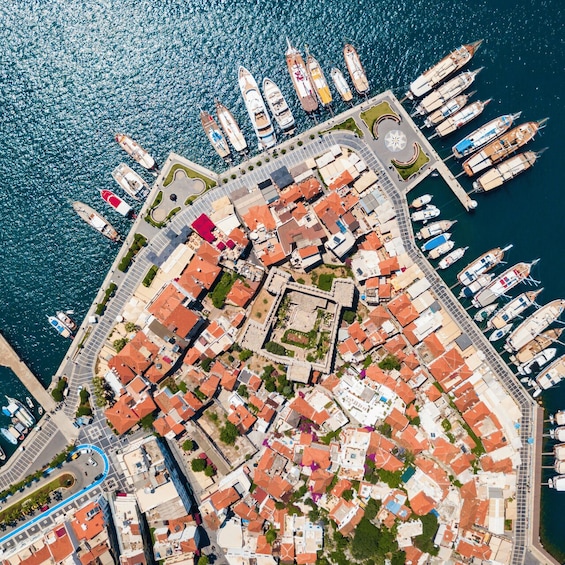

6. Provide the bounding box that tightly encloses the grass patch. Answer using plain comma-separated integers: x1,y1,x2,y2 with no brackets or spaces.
317,273,335,292
322,117,364,138
210,271,240,309
142,265,159,287
118,233,147,272
163,163,217,190
95,283,118,316
360,101,399,133
391,143,430,181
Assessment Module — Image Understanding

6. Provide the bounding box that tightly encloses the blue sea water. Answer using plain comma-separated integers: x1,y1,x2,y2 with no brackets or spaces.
0,0,563,556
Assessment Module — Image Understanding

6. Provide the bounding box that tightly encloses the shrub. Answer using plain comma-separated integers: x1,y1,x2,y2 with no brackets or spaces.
182,439,195,452
51,388,63,402
79,388,90,404
142,265,159,287
191,458,206,472
248,165,254,171
256,161,262,166
310,134,315,139
297,140,303,146
220,422,240,445
231,174,237,179
265,341,287,356
113,338,128,353
290,145,294,150
222,178,228,184
296,278,305,284
239,349,253,362
378,354,401,371
342,309,356,324
211,271,239,309
237,384,249,398
281,148,287,154
201,358,213,372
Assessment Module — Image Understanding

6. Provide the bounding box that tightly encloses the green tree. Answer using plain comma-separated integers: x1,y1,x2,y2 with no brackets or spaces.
204,465,215,477
191,458,207,472
125,322,137,332
364,498,381,521
113,338,129,353
239,349,253,362
201,357,213,372
198,556,209,565
220,422,240,445
266,528,277,544
51,388,63,402
378,354,401,371
414,513,439,555
237,384,249,398
182,439,195,452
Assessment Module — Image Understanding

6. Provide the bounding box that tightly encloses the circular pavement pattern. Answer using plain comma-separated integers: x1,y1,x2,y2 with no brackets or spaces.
384,129,407,152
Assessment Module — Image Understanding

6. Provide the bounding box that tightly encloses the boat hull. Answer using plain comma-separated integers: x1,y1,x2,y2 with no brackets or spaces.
472,151,537,193
200,110,231,159
100,189,133,217
115,134,156,170
112,164,150,200
343,44,369,95
286,41,318,112
216,100,248,152
72,201,119,241
262,79,296,134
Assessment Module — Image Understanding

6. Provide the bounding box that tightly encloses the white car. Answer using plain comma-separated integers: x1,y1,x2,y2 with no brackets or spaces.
87,457,98,467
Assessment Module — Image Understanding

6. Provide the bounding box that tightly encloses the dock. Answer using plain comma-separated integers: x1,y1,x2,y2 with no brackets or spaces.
431,160,477,211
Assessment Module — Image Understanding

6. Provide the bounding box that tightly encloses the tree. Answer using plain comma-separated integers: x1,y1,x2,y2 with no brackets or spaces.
197,556,209,565
113,338,129,353
139,413,156,430
201,357,213,372
191,458,206,472
125,322,137,332
266,528,277,544
364,498,381,521
237,384,249,398
378,354,401,371
239,349,253,362
342,489,354,501
204,465,215,477
414,513,439,556
220,422,240,445
182,439,195,452
51,388,63,402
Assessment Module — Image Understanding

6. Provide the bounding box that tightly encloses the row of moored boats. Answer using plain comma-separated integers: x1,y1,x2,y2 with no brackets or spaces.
406,41,548,194
546,411,565,491
0,396,41,459
200,41,370,158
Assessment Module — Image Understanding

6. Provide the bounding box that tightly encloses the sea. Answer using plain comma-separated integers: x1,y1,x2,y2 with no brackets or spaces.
0,0,563,556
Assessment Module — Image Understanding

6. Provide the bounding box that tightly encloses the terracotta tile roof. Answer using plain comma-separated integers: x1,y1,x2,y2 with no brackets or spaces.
105,392,157,435
280,541,295,564
183,347,202,366
348,321,368,343
289,397,329,426
199,375,220,398
229,404,257,432
424,384,442,402
226,279,259,308
228,227,249,247
298,178,322,200
296,553,318,565
260,242,287,266
279,184,302,205
385,408,409,432
71,501,105,541
256,534,273,555
480,455,513,473
243,205,276,231
383,334,406,354
233,501,259,521
220,369,238,392
360,231,383,251
328,169,354,191
394,425,428,454
367,305,391,327
331,478,352,497
108,331,158,385
309,468,334,494
432,437,461,467
379,256,400,276
301,444,331,470
404,545,424,564
210,487,240,511
456,539,492,560
409,491,436,515
422,333,446,359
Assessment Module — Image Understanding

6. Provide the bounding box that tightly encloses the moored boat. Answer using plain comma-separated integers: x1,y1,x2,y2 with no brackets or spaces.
239,66,277,150
532,355,565,397
0,428,17,446
407,40,482,99
459,273,493,299
433,99,491,138
423,92,475,128
555,443,565,460
554,460,565,474
411,205,440,223
100,189,134,218
504,299,565,352
549,476,565,490
115,134,156,170
487,289,543,330
56,311,77,332
428,240,455,260
215,100,248,152
472,260,538,308
421,233,451,252
452,112,521,159
112,164,150,201
438,246,468,270
285,40,318,113
4,396,35,428
0,446,5,461
72,201,119,241
474,303,498,322
512,328,564,365
343,44,369,95
488,324,513,342
410,194,432,208
472,150,541,193
8,425,23,442
48,316,72,339
517,347,557,376
200,110,231,160
550,410,565,426
416,219,456,240
413,68,482,116
331,68,353,102
550,426,565,442
25,397,34,409
262,80,296,135
462,118,549,176
457,244,513,287
306,53,332,107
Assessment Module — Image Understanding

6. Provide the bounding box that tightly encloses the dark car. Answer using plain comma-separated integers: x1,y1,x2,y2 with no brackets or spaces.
94,474,104,482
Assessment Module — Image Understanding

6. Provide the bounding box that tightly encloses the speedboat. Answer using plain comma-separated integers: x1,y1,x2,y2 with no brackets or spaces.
100,190,134,218
48,316,72,339
112,164,150,200
459,273,493,299
411,205,440,223
115,133,156,170
438,247,468,270
517,347,557,376
421,233,451,252
331,68,353,102
0,428,17,445
410,194,432,208
473,303,498,322
488,324,512,342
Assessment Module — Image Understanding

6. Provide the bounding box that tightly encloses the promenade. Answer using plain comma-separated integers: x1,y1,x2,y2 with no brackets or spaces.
0,91,555,564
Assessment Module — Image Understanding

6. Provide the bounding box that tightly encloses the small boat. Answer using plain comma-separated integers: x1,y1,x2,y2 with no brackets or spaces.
413,68,482,116
452,112,521,159
421,233,451,252
472,260,538,308
262,80,296,135
115,134,156,170
555,443,565,460
112,164,150,201
550,426,565,442
517,347,557,376
411,205,440,223
48,316,72,339
487,289,543,330
200,110,231,160
215,100,248,152
424,92,475,128
306,52,333,107
331,68,353,102
438,246,468,270
72,201,119,242
533,355,565,397
433,99,491,138
0,428,17,446
548,476,565,491
38,406,44,416
472,150,541,193
462,118,549,176
488,324,513,342
25,397,34,409
428,240,455,260
0,446,5,461
416,220,456,240
505,299,565,352
343,44,369,95
550,410,565,426
100,190,134,218
285,40,318,113
512,328,564,365
474,303,498,322
410,194,432,208
457,244,513,287
554,459,565,474
459,273,494,299
8,425,23,442
239,66,277,150
406,41,482,99
56,311,77,332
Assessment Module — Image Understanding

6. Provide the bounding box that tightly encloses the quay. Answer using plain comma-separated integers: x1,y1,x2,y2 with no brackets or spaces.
0,91,556,564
